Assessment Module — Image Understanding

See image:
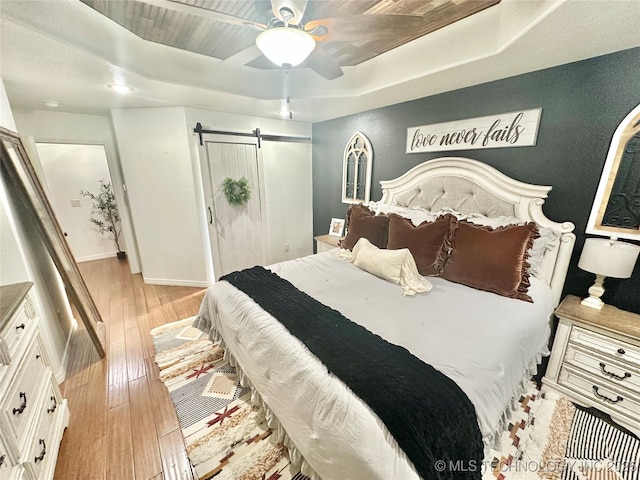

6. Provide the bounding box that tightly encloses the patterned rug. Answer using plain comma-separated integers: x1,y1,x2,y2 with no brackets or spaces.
152,318,640,480
151,317,309,480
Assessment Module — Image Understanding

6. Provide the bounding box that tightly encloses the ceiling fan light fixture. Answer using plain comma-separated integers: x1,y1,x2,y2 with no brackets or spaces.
108,83,133,94
256,27,315,67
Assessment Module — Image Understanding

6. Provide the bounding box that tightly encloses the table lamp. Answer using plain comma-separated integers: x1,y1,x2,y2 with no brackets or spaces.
578,237,640,309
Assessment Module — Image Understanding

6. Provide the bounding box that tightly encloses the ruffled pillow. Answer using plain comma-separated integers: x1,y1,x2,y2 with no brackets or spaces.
387,213,457,276
442,221,539,302
340,204,389,251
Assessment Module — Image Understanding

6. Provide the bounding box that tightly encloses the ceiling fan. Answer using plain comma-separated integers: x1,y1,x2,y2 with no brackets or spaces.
150,0,428,80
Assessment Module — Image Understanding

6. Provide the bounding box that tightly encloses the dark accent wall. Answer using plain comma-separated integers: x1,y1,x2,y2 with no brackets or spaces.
312,47,640,314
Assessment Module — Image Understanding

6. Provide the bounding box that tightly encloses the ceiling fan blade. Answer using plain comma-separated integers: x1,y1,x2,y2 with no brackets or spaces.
245,47,343,80
220,45,263,66
303,46,344,80
306,14,426,42
270,0,308,25
146,0,268,30
246,54,280,70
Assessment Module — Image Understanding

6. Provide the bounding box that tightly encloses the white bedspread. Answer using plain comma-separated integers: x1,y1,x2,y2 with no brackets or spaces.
195,251,555,480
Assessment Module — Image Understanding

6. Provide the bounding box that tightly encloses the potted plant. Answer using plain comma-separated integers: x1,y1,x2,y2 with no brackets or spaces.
80,181,126,259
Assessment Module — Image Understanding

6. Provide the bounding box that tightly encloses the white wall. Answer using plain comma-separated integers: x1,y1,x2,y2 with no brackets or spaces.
110,106,313,286
0,179,29,286
261,140,313,263
0,81,17,132
111,107,209,286
13,110,140,273
37,143,124,262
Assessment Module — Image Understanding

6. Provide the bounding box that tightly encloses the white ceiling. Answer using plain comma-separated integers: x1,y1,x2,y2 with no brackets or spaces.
1,0,639,124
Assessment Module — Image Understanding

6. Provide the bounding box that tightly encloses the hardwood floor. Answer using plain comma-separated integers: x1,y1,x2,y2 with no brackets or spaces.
53,257,206,480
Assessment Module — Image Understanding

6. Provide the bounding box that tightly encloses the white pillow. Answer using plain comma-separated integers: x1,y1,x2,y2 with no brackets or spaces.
337,238,432,296
373,202,437,226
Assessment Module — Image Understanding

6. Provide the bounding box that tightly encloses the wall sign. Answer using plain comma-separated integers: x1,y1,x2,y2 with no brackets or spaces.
406,108,542,153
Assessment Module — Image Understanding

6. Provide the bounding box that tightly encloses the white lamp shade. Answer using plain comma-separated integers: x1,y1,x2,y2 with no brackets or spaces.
256,27,316,67
578,238,640,279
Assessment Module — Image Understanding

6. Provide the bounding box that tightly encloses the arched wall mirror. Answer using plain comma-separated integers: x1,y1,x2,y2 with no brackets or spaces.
587,104,640,240
342,131,373,204
0,127,106,357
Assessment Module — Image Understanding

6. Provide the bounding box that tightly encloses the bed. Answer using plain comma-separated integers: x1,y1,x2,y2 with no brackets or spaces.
194,157,576,480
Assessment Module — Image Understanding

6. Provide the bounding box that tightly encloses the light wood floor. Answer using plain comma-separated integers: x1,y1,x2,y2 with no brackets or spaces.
53,257,206,480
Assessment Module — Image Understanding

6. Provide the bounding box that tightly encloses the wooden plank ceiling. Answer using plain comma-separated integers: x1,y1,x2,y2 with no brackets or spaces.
81,0,500,74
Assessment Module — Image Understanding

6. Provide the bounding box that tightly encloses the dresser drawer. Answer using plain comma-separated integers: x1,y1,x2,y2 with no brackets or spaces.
569,326,640,367
564,344,640,394
559,365,640,419
0,295,36,365
0,339,49,458
0,434,17,478
23,378,62,480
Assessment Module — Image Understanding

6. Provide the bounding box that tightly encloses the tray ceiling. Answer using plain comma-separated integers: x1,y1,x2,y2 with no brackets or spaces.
80,0,500,72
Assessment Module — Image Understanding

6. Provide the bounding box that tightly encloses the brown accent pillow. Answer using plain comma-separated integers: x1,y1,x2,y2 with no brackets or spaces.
339,204,389,251
442,221,539,302
387,213,457,276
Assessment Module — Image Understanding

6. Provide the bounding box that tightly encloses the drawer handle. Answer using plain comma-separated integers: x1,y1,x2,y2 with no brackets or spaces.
617,348,626,355
599,362,631,381
15,323,25,331
592,386,623,404
34,439,46,463
12,392,27,415
0,454,4,467
47,396,57,414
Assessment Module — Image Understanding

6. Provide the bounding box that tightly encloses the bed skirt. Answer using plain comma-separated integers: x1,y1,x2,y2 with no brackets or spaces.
193,313,549,480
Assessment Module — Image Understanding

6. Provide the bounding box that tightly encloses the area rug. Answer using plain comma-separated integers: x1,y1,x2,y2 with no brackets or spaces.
151,317,309,480
152,318,640,480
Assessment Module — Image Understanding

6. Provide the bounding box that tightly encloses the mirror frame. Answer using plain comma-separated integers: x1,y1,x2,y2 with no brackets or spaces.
586,103,640,240
0,127,106,357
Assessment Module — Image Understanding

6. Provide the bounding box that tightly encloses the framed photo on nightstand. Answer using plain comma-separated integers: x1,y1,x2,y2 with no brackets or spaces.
329,218,345,237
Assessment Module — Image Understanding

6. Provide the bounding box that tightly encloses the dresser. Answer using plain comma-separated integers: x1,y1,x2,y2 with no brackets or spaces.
0,282,69,480
543,294,640,436
314,234,343,253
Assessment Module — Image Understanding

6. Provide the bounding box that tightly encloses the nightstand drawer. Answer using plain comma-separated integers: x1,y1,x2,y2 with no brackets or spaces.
316,242,335,253
559,365,640,418
569,326,640,367
564,343,640,394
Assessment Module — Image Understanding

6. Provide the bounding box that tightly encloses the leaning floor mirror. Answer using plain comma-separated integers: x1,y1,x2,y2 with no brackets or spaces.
0,127,106,358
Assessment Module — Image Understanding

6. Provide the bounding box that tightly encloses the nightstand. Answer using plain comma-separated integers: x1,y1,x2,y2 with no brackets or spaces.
543,294,640,437
314,234,343,253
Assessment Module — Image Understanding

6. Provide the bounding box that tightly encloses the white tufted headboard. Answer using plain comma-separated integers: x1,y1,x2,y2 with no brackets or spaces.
379,157,576,307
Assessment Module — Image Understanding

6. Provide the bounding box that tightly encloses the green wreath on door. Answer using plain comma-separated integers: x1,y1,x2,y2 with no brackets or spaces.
222,177,251,206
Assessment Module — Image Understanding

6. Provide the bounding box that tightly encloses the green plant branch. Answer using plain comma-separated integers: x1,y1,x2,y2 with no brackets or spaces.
80,181,123,252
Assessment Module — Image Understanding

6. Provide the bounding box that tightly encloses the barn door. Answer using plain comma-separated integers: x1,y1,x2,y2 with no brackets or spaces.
200,135,267,279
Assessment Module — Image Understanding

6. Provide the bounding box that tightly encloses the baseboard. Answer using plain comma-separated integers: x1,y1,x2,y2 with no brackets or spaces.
143,276,212,288
75,252,117,263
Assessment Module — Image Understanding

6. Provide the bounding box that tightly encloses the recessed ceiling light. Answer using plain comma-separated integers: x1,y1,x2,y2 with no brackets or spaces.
108,84,133,94
44,101,60,108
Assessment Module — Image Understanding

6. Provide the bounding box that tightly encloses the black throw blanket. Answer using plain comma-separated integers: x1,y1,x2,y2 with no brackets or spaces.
221,266,483,479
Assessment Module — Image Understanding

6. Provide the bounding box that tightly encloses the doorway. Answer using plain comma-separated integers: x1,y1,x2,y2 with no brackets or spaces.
35,143,126,263
200,135,267,279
